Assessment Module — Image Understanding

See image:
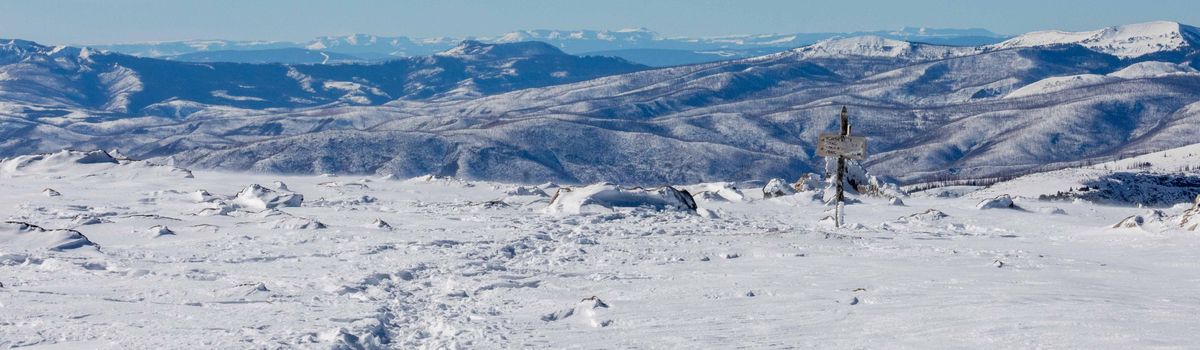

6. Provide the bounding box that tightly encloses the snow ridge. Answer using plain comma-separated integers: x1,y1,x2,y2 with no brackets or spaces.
989,21,1200,58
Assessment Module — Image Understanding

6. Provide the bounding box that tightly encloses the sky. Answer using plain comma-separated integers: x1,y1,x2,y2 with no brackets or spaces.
2,0,1199,45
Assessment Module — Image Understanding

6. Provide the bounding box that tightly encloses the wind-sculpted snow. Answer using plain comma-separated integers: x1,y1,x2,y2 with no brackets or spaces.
3,151,1200,348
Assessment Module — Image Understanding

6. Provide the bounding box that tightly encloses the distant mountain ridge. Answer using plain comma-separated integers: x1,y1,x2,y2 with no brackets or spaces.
0,38,646,115
83,27,1010,66
2,21,1199,186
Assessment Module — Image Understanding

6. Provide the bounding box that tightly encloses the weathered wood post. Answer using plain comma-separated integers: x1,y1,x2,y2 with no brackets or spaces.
816,106,866,228
836,106,849,205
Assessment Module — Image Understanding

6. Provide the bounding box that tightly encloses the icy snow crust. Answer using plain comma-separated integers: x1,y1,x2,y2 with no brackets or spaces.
2,152,1200,348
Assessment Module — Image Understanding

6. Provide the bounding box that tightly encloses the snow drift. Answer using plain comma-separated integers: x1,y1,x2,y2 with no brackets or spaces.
0,221,98,252
544,183,697,214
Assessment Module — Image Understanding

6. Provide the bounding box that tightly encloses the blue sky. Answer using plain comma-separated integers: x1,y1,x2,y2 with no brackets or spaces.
2,0,1199,44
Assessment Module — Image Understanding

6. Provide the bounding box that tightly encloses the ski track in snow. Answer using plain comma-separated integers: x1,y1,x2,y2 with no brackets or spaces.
2,164,1200,348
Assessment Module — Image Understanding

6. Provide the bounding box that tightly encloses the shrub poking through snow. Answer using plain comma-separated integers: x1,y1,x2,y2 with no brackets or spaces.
146,225,175,237
545,183,696,214
234,184,303,211
762,178,796,198
1113,210,1167,229
369,219,393,230
505,186,548,197
792,173,824,192
977,195,1020,210
542,296,613,328
1180,194,1200,231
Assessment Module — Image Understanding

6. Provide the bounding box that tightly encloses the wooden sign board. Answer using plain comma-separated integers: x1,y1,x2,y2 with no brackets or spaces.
817,134,867,160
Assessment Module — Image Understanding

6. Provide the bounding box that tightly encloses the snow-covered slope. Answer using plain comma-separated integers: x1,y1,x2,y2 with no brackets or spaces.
989,21,1200,58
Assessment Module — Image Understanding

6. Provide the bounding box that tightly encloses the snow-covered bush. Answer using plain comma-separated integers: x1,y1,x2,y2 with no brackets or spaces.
1180,194,1200,231
977,195,1020,210
762,178,796,198
234,184,304,211
1113,210,1167,229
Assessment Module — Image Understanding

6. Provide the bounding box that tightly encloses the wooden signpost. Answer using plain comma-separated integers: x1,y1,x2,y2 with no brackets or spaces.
818,106,868,228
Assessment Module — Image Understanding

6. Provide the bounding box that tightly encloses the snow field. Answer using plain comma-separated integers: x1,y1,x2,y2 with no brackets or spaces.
1,154,1199,348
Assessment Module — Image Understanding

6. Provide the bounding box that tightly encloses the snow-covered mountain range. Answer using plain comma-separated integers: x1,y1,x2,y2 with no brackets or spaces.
2,21,1199,185
85,27,1008,66
0,39,645,113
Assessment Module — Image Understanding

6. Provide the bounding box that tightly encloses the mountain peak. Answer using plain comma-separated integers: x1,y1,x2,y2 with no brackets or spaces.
990,21,1199,58
438,40,566,60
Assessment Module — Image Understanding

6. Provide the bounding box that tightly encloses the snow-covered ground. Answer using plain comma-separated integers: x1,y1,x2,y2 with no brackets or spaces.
2,151,1200,348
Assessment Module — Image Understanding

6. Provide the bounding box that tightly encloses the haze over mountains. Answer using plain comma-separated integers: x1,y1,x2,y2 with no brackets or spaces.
2,21,1199,185
86,27,1009,66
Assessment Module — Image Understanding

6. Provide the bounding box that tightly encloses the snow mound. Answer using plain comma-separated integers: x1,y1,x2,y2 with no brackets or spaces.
1112,210,1168,230
544,183,697,215
42,188,62,197
762,178,796,199
541,296,613,328
505,186,548,197
258,210,326,230
977,195,1021,210
145,225,175,237
189,190,216,203
0,221,98,252
1037,207,1068,215
233,184,304,211
682,183,745,202
898,209,949,223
